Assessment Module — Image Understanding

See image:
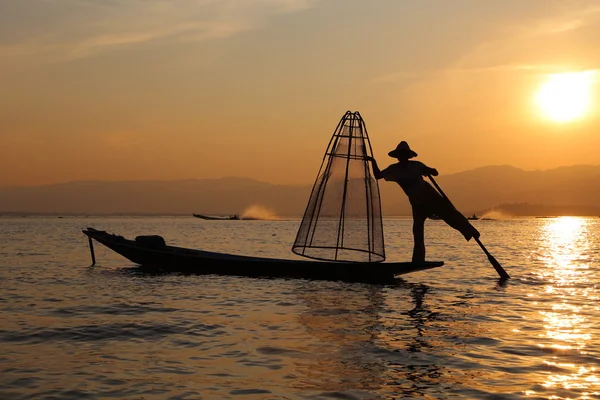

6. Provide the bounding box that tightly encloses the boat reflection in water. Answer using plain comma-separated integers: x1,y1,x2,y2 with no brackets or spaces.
533,217,598,395
293,282,387,396
293,280,453,398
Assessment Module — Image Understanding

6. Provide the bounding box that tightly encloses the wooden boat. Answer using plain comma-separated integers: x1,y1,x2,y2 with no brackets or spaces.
83,228,444,283
193,213,240,220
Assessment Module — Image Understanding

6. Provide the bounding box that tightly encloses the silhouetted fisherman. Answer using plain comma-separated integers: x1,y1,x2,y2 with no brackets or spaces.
367,141,479,263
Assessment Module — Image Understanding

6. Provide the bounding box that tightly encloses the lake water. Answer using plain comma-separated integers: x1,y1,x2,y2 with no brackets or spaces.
1,216,599,399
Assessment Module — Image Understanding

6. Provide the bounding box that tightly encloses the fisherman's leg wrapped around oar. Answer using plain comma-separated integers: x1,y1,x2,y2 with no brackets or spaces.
410,182,480,241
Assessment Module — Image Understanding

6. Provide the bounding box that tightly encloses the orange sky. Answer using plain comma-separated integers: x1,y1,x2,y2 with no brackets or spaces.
1,0,599,187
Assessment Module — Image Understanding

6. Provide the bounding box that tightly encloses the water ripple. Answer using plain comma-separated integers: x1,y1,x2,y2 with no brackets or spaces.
0,321,224,343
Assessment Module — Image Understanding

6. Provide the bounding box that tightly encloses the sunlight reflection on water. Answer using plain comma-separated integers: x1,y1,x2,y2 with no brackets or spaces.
530,217,599,398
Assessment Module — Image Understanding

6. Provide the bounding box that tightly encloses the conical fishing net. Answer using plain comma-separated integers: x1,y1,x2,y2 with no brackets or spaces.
292,111,385,262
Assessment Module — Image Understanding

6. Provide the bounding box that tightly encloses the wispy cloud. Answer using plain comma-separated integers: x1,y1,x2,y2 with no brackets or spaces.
448,4,600,78
371,64,565,86
0,0,318,63
527,5,600,36
370,3,600,86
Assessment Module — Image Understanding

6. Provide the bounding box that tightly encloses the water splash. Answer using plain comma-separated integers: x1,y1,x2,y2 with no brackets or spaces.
481,210,514,220
241,205,280,220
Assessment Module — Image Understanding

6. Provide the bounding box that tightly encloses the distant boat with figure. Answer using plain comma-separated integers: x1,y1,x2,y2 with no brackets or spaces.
192,214,240,220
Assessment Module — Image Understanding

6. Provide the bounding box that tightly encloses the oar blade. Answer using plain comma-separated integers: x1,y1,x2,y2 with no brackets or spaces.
474,237,510,280
487,253,510,280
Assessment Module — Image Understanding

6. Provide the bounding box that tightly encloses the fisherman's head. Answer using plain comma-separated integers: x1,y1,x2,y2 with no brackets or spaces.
388,141,417,160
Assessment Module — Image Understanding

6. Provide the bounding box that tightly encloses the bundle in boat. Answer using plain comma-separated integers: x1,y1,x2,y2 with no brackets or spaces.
292,111,385,263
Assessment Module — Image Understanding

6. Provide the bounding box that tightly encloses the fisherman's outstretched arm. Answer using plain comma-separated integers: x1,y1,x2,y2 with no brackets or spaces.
365,156,384,180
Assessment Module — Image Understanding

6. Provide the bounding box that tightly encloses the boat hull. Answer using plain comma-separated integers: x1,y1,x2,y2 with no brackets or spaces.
192,214,239,220
83,228,444,283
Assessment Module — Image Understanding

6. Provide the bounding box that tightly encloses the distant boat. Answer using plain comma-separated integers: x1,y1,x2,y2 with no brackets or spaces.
193,213,240,220
467,214,480,221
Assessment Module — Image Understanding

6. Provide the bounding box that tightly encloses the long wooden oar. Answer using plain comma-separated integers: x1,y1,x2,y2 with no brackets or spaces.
427,175,510,280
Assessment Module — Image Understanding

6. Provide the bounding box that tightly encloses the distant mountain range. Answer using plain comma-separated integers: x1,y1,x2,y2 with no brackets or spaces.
1,165,599,216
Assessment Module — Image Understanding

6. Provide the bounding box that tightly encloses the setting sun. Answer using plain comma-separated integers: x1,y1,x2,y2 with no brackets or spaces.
535,71,596,123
